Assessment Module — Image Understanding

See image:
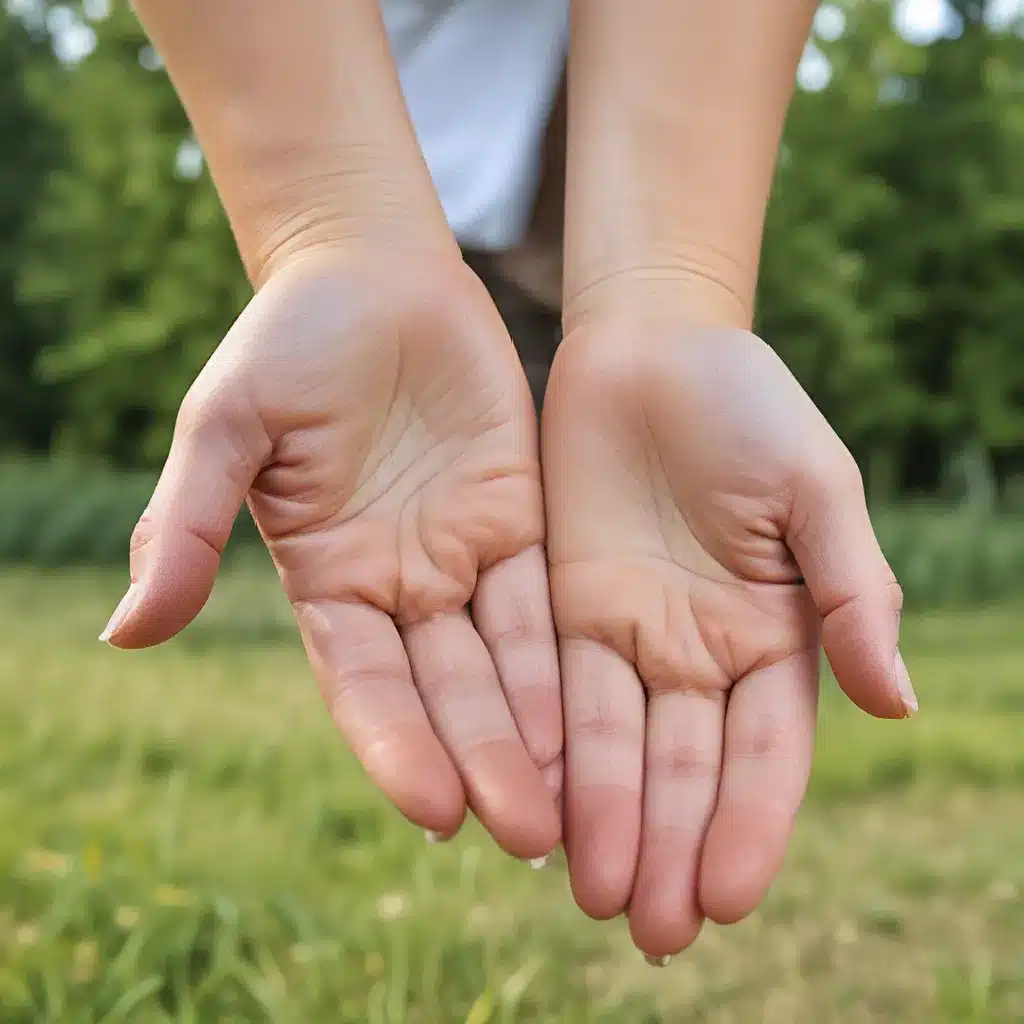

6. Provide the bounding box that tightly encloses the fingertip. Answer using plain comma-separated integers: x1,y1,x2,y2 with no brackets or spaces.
416,799,467,841
698,858,761,925
103,588,211,650
698,818,784,925
822,600,906,720
500,811,561,862
628,907,703,960
104,532,222,649
829,658,906,719
698,877,762,926
627,858,705,956
698,847,760,925
700,895,755,927
372,742,468,837
103,587,213,649
569,874,630,921
566,788,638,920
464,742,562,861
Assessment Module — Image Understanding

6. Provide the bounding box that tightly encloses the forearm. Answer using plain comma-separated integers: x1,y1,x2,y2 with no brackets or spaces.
132,0,455,285
563,0,817,332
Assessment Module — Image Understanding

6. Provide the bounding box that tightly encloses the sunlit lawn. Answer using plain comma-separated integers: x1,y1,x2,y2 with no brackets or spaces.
0,560,1021,1022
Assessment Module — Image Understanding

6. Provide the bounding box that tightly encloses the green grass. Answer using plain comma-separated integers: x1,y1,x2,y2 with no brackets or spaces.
0,564,1022,1022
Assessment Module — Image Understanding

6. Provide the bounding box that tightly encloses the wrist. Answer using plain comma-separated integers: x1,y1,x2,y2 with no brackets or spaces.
226,138,459,288
132,0,457,288
561,255,755,339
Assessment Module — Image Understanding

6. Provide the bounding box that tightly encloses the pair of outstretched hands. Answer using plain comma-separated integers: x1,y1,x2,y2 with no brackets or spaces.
99,245,916,961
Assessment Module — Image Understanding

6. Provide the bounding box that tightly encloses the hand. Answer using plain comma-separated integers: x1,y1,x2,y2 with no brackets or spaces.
102,248,563,861
543,322,916,959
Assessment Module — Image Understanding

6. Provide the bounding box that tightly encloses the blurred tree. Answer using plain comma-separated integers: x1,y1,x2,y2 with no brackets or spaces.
19,0,249,465
761,0,1024,499
861,0,1024,495
0,7,61,451
758,0,923,501
5,0,1023,499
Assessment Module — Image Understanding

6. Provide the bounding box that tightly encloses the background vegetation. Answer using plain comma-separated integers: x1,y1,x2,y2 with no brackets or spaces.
1,1,1022,486
2,0,1023,608
1,2,1022,1020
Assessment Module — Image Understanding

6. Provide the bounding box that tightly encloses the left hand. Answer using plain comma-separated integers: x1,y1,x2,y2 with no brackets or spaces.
542,320,916,960
103,249,563,860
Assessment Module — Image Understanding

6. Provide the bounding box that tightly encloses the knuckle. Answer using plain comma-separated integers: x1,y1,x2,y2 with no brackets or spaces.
729,710,796,764
649,741,719,780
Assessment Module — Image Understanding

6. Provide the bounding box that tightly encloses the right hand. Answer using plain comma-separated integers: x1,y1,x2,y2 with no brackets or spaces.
101,247,563,860
543,317,915,958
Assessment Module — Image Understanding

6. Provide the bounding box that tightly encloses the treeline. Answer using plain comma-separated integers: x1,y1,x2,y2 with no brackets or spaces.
1,0,1023,505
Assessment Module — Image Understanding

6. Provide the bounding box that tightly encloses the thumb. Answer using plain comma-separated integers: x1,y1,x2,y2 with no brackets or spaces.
787,453,917,720
101,380,270,649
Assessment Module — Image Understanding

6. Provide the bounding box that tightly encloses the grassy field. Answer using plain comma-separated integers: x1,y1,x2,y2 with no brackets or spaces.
0,561,1022,1023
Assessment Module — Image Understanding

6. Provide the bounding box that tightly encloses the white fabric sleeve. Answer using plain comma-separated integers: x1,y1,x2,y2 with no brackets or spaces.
380,0,569,252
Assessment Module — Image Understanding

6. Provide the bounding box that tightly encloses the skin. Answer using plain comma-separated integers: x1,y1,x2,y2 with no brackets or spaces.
104,0,921,963
106,0,563,861
550,0,917,959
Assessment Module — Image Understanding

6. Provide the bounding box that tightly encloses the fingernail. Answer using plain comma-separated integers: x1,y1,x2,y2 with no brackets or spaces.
529,855,548,870
424,830,450,845
644,954,672,968
99,583,139,643
894,649,918,717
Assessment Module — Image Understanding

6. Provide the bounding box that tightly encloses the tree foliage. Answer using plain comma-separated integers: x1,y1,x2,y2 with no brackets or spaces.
1,0,1022,498
0,7,60,451
15,1,250,464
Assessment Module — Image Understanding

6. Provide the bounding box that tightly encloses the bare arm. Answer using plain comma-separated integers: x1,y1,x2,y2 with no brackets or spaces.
562,0,818,332
131,0,456,285
547,1,912,959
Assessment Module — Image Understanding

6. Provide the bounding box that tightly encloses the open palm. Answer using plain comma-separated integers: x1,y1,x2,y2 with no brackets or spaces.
544,324,915,959
105,251,562,860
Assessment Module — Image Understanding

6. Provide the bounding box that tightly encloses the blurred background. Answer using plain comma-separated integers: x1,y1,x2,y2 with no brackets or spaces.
0,0,1022,1020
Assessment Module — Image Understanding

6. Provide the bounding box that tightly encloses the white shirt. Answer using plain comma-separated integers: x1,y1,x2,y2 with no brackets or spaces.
380,0,569,252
